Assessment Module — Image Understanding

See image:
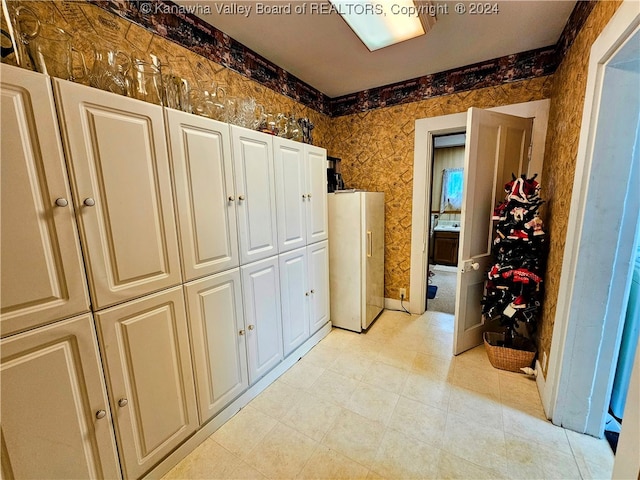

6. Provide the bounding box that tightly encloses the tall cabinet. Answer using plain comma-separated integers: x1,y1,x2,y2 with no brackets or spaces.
0,63,330,480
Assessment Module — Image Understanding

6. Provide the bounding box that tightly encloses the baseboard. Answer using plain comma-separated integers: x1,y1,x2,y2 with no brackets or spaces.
144,321,333,479
535,359,551,419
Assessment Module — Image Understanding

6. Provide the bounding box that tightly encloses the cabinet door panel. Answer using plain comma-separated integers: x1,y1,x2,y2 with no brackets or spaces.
0,65,90,337
166,111,238,280
231,127,278,264
0,314,121,480
308,240,330,333
241,257,283,383
185,270,248,424
279,248,309,355
95,287,197,479
274,138,306,252
305,145,328,244
54,79,182,309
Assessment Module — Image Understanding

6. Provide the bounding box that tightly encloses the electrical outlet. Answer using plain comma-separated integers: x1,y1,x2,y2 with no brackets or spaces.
399,288,406,299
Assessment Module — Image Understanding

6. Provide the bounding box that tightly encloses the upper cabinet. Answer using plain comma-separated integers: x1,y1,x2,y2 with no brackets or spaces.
274,138,328,253
165,110,239,280
305,144,329,245
231,126,279,264
0,64,90,337
53,79,182,310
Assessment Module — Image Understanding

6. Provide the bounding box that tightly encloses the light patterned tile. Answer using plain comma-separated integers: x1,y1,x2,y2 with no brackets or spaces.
447,386,504,429
245,423,318,479
387,396,447,449
442,412,508,471
297,445,370,479
371,428,441,479
329,351,373,381
211,406,277,459
250,380,302,420
346,382,399,425
279,359,325,390
411,352,454,380
377,343,418,371
502,405,573,456
162,438,241,479
281,391,343,441
505,433,581,480
565,429,614,480
437,451,509,479
361,360,409,393
402,371,451,411
309,369,360,407
321,409,386,467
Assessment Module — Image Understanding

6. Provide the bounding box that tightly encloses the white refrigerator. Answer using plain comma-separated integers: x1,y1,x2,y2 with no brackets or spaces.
328,191,385,332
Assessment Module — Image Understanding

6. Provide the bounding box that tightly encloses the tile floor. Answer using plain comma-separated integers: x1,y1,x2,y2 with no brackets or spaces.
163,310,615,479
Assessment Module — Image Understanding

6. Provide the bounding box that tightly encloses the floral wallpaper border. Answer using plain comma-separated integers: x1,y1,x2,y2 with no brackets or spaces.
94,0,595,116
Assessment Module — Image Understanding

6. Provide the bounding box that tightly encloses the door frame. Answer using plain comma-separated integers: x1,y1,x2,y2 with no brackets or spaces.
543,1,640,437
409,100,550,315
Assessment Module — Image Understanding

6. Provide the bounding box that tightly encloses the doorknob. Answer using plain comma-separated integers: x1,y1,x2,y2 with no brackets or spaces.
461,260,480,273
471,262,480,270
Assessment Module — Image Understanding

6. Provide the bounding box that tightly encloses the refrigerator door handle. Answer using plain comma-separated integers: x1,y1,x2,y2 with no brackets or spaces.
367,230,372,257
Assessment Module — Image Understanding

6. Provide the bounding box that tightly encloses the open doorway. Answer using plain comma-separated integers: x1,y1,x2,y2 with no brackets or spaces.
426,134,465,315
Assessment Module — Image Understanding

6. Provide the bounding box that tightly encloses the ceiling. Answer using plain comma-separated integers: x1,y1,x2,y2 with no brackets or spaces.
176,0,577,98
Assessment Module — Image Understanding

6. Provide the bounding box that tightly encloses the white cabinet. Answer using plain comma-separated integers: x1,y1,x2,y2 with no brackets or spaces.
0,314,121,479
184,269,249,424
241,256,284,384
0,64,90,337
166,110,239,281
274,138,328,253
279,248,310,355
53,79,182,310
308,240,331,333
231,126,278,264
94,287,198,479
279,240,330,355
305,144,329,244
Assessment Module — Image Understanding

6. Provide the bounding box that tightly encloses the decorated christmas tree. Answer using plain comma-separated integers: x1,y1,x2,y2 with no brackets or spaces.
481,174,546,353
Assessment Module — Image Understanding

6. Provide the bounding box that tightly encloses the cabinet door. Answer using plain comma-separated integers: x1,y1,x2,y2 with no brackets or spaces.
279,248,310,356
166,110,238,280
241,257,283,384
1,314,121,480
185,270,248,424
231,126,278,264
95,287,198,479
274,137,307,252
54,79,182,309
305,145,329,244
0,65,90,337
308,240,330,333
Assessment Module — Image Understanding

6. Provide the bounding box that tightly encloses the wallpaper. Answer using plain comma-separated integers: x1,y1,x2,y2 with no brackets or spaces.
537,0,623,375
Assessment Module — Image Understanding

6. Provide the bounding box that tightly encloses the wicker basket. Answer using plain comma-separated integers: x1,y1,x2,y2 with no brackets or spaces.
483,332,536,373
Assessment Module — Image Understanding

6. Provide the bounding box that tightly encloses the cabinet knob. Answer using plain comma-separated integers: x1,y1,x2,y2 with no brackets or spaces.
238,195,245,201
54,198,69,207
248,324,255,330
228,195,235,202
118,398,129,407
239,329,245,336
302,194,307,200
83,198,96,207
310,289,315,294
95,410,107,419
305,292,310,296
307,193,312,199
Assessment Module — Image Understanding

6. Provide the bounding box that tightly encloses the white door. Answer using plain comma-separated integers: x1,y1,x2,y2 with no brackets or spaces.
0,314,121,480
231,126,278,264
166,110,238,280
94,287,198,479
454,108,533,354
0,65,90,337
241,257,283,384
279,247,310,355
53,79,182,309
308,240,330,333
305,145,329,244
185,269,248,424
274,137,307,252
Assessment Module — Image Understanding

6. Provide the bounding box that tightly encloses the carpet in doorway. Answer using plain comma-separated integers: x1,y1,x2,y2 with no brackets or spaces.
427,268,457,314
